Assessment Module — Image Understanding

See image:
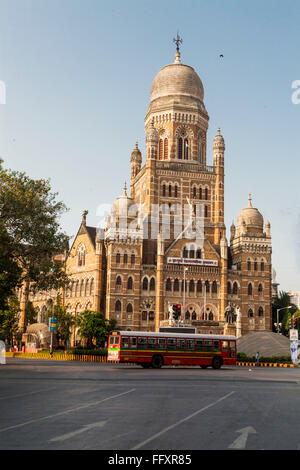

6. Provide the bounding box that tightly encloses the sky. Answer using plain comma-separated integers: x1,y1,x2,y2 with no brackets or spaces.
0,0,299,292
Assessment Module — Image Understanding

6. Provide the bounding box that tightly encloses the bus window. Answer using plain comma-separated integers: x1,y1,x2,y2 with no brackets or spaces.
158,338,166,350
114,336,120,345
222,341,228,351
177,339,185,350
130,337,137,349
213,340,220,351
109,336,115,345
148,338,157,349
138,337,147,349
121,337,129,349
230,341,236,357
186,339,195,351
195,340,204,351
167,338,176,350
204,340,213,351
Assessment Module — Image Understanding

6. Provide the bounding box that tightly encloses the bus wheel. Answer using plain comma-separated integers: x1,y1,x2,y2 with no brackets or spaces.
200,365,208,369
141,363,151,368
151,355,163,369
212,357,222,369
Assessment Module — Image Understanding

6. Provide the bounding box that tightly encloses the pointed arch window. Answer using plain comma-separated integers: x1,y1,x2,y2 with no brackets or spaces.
168,184,172,197
205,281,210,293
184,138,189,159
248,283,253,296
197,280,202,294
150,277,155,291
123,253,128,265
166,278,172,291
174,185,178,198
261,261,265,271
142,277,148,291
212,281,218,294
192,311,197,320
164,138,168,159
162,184,166,197
159,139,163,160
127,277,133,291
196,248,201,259
248,309,254,318
233,282,238,295
90,278,94,295
116,276,122,288
115,300,121,312
77,244,86,267
189,280,195,293
227,282,232,294
174,279,179,292
116,252,120,264
199,188,202,199
131,253,135,265
126,303,133,313
178,138,183,159
258,283,263,295
205,188,208,200
258,306,264,317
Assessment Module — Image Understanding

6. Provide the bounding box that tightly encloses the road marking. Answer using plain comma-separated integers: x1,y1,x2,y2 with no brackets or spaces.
131,391,235,450
228,426,256,449
49,420,107,442
0,388,135,433
0,388,57,401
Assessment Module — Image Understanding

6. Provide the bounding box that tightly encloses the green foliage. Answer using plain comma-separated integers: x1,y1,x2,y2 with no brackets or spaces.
25,301,38,326
52,295,74,345
67,348,108,356
0,296,21,345
75,310,117,348
237,352,292,364
0,161,70,290
272,291,297,336
0,222,22,309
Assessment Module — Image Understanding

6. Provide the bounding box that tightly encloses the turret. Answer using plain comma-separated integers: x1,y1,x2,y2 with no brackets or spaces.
213,128,225,244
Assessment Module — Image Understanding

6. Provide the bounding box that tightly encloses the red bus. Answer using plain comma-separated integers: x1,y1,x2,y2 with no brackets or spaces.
108,331,237,369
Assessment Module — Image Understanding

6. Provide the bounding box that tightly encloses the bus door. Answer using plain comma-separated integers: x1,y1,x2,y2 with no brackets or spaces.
108,335,120,361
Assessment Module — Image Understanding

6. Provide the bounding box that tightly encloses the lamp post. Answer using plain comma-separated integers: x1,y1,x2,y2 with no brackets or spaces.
183,267,188,320
276,306,292,333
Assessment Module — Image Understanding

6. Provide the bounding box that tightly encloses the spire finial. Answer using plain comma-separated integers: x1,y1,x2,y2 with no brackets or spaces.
136,139,138,149
248,193,252,208
123,181,127,196
173,32,183,63
82,210,88,225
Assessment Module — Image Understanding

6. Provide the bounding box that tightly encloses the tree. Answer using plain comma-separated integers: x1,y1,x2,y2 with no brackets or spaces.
0,221,22,310
0,159,70,331
76,310,117,349
0,296,21,346
48,295,74,347
272,291,297,336
25,301,38,327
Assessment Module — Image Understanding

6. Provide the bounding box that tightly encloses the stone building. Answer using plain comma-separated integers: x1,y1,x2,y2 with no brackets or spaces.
26,46,273,343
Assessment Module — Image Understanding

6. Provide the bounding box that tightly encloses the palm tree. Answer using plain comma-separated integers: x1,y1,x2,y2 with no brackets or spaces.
272,291,297,335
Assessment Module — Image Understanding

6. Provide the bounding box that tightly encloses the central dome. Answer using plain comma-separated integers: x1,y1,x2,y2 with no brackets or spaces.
150,62,204,103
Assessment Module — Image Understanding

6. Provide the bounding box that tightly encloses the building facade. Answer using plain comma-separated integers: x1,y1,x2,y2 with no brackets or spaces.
27,47,273,343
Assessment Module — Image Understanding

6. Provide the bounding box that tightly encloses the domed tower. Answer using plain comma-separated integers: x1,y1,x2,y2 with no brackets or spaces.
229,194,272,335
145,43,208,164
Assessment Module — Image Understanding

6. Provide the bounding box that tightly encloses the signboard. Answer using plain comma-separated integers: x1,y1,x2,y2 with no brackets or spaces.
49,317,57,332
290,329,298,341
167,257,218,267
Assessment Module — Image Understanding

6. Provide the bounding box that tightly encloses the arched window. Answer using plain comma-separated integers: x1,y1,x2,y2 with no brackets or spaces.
80,279,84,297
127,277,133,290
204,206,208,218
261,261,265,271
197,280,202,294
254,261,258,271
116,253,120,264
131,253,135,265
174,279,179,292
162,184,166,197
193,187,196,199
159,139,163,160
248,283,253,296
77,244,86,267
185,312,190,320
189,280,195,293
126,303,133,313
199,187,202,199
212,281,217,294
190,245,195,259
182,279,187,292
205,188,208,200
150,277,155,291
90,278,94,295
164,138,168,159
184,138,189,159
196,248,201,259
174,185,178,198
168,184,172,197
192,311,197,320
233,282,238,295
248,309,254,318
183,246,188,258
85,279,90,297
247,260,251,271
258,283,263,294
116,276,122,288
142,277,148,290
227,282,232,294
178,138,183,159
166,278,172,291
205,281,210,293
115,300,121,312
209,312,214,321
123,253,128,265
258,307,264,317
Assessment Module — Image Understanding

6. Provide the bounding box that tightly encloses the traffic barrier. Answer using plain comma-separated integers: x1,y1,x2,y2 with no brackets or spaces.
237,362,298,368
5,352,137,365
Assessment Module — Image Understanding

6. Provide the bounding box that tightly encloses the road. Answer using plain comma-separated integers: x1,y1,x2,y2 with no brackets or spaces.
0,358,300,450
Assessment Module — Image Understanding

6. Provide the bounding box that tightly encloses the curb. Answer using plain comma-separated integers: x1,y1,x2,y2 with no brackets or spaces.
237,362,298,368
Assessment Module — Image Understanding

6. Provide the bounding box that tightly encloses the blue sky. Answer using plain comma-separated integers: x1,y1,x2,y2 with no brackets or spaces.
0,0,299,292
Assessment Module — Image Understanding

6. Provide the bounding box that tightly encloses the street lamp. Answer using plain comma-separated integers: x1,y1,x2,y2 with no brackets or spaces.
276,306,292,333
183,267,188,321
